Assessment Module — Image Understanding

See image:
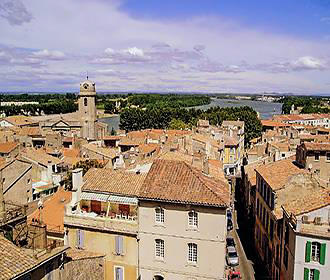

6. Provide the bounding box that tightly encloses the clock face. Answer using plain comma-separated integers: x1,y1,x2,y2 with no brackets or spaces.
83,83,89,89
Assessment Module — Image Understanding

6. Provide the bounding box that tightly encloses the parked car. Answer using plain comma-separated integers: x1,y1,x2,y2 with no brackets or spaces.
227,219,233,231
227,210,232,220
226,246,239,266
228,270,241,279
226,237,235,247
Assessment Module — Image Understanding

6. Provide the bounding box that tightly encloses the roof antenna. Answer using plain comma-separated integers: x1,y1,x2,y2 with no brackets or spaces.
86,71,89,80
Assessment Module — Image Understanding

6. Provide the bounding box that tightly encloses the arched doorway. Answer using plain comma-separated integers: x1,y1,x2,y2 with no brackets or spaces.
153,275,164,280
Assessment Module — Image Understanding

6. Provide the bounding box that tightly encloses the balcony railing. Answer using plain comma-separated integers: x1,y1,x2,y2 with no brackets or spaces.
64,210,138,234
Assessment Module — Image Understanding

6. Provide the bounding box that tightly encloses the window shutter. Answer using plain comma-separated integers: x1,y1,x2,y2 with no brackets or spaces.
119,267,123,280
80,230,84,248
303,268,309,280
119,236,123,255
115,236,119,255
305,241,311,262
314,269,320,280
76,229,80,247
320,243,326,265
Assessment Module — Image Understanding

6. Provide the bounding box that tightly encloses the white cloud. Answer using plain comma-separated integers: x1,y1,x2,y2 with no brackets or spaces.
32,49,65,60
0,0,32,26
0,0,330,93
123,47,144,57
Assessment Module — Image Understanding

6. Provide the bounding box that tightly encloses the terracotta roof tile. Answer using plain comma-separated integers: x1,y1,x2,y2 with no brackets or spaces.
28,188,72,233
261,120,291,127
20,148,62,166
139,159,229,207
0,142,19,153
82,168,146,196
82,143,117,159
303,142,330,151
282,189,330,217
66,248,105,261
255,159,306,191
0,236,38,279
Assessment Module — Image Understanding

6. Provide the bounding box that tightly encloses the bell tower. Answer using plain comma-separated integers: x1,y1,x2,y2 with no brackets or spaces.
78,77,97,140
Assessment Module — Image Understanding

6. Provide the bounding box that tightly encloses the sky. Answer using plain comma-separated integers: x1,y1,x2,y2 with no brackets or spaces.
1,0,330,94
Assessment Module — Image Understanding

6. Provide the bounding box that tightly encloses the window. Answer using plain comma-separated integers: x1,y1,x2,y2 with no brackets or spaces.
155,239,164,259
155,207,164,224
76,229,84,249
115,235,124,255
314,153,320,161
327,153,330,161
84,97,88,106
188,243,198,263
311,242,321,262
188,211,198,227
304,268,320,280
114,266,124,280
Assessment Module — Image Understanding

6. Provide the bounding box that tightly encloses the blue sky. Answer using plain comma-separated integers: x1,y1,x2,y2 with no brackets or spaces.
0,0,330,94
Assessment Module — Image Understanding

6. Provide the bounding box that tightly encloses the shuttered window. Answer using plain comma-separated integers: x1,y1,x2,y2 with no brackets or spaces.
311,242,321,262
304,268,309,280
115,235,124,255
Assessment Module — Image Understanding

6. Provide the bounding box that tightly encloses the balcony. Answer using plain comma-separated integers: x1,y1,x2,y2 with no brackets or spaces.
64,199,138,234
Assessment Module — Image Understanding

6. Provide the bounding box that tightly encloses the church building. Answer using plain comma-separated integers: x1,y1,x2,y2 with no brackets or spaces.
39,78,107,140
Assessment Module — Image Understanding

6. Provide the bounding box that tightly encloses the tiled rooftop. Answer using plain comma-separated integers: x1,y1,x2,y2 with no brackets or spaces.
139,159,229,207
303,142,330,151
20,148,62,166
28,188,72,233
0,142,19,153
255,158,306,191
82,168,146,196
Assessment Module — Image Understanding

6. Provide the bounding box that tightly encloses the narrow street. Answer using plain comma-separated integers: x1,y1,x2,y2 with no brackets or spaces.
226,209,255,280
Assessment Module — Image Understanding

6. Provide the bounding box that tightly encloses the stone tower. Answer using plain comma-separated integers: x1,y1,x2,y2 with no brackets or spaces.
78,77,97,140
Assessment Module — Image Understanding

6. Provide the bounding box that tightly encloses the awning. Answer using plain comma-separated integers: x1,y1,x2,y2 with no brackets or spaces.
108,195,138,205
81,192,109,202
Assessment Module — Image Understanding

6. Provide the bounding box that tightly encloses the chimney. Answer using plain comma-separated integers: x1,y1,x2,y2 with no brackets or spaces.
0,171,5,222
47,160,54,181
71,168,83,208
202,156,209,175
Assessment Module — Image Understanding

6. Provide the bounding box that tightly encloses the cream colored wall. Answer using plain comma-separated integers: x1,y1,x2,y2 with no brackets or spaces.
138,201,227,280
67,227,138,280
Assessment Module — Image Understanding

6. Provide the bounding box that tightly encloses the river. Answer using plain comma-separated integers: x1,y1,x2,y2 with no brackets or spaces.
99,98,282,131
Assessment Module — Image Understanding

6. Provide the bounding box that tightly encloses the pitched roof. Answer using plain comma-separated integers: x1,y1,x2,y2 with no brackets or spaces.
82,168,146,196
20,148,62,166
139,159,229,207
244,162,262,186
0,142,19,153
66,248,105,261
3,116,35,126
28,188,72,233
303,142,330,152
0,236,38,279
255,158,306,191
82,143,117,159
261,120,290,127
282,189,330,217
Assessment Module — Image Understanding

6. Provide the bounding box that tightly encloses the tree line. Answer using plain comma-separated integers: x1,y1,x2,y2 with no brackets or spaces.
281,96,330,114
120,106,262,146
